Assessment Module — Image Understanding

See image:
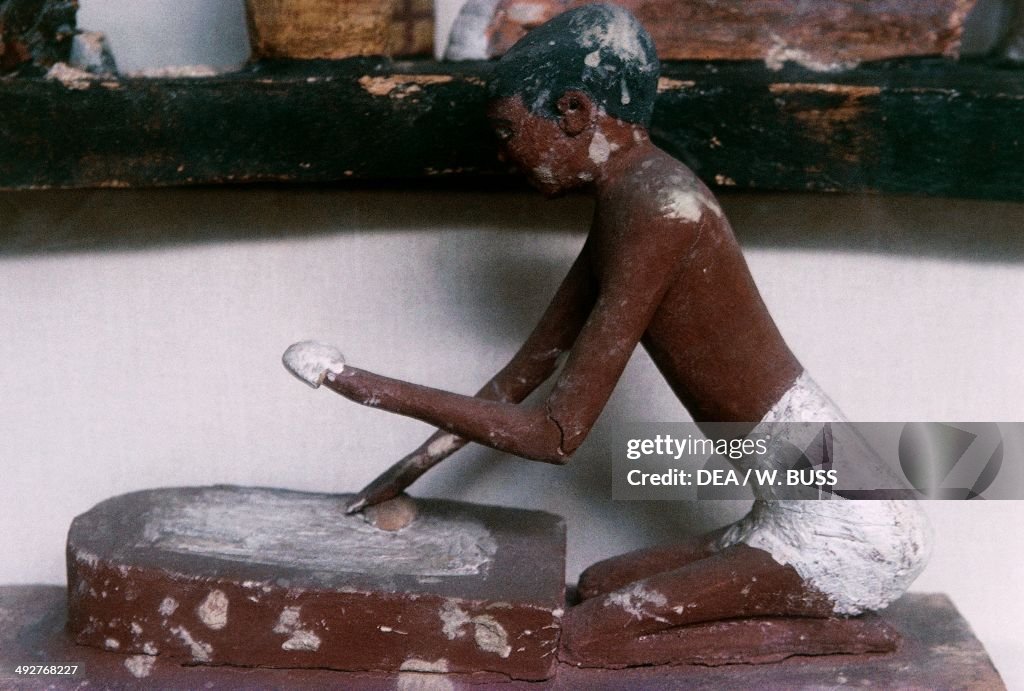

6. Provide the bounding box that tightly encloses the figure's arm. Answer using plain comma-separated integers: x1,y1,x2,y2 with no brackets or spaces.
315,219,691,463
343,248,597,511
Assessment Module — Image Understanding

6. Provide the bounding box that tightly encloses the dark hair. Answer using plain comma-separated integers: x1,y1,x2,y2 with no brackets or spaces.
488,3,660,126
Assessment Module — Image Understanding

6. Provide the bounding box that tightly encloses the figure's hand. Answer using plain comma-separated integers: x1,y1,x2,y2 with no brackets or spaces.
345,432,466,514
283,341,346,388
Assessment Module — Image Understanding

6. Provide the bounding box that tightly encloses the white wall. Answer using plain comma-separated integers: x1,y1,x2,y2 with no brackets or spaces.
1,1,1022,686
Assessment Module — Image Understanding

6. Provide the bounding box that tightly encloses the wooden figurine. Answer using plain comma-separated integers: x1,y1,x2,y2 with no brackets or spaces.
285,4,930,665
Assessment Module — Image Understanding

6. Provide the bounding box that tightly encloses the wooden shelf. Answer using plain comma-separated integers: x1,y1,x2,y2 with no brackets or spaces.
1,57,1022,200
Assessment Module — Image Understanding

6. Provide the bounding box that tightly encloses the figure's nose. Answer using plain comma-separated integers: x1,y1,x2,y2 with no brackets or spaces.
496,149,507,163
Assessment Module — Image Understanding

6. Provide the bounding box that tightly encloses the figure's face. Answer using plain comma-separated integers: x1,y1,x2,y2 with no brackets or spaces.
487,96,591,197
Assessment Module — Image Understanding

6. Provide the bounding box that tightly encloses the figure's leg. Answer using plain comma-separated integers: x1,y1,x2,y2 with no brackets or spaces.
576,526,729,601
563,543,834,651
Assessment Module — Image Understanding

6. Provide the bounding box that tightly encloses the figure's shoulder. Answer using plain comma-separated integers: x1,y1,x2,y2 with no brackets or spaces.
618,149,724,226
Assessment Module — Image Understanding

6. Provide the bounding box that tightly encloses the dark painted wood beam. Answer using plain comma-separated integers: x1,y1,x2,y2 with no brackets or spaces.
0,57,1021,200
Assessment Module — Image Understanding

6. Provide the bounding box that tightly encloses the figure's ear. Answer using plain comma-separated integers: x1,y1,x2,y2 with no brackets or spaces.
556,90,595,137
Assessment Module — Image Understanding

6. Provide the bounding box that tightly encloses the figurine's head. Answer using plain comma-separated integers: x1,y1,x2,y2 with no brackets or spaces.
487,3,660,195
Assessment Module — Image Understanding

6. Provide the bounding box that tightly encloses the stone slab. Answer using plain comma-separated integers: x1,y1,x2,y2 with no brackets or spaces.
0,586,1005,689
65,486,565,681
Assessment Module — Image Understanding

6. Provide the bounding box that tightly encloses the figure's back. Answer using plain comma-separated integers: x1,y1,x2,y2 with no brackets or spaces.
596,148,804,424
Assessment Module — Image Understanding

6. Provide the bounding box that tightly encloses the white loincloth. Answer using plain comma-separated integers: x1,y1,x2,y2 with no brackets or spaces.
718,372,932,615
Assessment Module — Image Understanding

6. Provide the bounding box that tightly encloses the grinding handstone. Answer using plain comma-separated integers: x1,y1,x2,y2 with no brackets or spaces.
66,485,565,681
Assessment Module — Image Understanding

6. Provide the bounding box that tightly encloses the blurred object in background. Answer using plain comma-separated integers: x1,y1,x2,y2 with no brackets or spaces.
446,0,980,68
995,0,1024,61
391,0,433,57
246,0,399,59
77,0,250,73
0,0,77,73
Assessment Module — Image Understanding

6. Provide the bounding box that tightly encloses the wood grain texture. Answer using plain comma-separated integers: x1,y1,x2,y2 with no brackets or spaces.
458,0,977,65
245,0,399,59
0,57,1021,201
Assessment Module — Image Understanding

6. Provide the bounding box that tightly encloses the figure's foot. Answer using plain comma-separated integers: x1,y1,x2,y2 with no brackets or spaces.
283,341,346,388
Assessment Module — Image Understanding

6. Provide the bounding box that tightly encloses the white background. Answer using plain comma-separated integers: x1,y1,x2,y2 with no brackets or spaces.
1,1,1022,687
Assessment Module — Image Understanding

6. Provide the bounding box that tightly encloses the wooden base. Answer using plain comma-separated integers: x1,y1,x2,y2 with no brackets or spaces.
0,586,1005,688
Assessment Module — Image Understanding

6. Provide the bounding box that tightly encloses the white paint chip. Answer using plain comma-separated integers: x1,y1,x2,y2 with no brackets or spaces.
606,583,668,621
764,34,857,72
440,600,470,640
534,165,556,186
158,596,178,616
660,189,702,222
584,50,601,67
426,434,459,458
589,131,611,164
400,658,449,673
274,606,302,634
438,601,510,657
577,7,649,65
274,606,321,652
170,625,212,662
282,629,321,651
124,655,156,679
470,615,511,658
397,671,456,691
197,589,229,630
75,550,100,568
660,185,723,223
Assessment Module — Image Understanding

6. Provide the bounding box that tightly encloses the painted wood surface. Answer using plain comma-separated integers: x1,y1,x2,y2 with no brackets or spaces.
448,0,977,65
1,57,1022,201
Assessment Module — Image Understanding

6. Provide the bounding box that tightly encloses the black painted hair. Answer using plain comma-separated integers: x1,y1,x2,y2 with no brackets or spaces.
488,3,660,126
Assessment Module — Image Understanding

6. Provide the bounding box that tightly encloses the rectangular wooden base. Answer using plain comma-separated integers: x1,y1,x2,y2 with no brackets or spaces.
0,586,1004,689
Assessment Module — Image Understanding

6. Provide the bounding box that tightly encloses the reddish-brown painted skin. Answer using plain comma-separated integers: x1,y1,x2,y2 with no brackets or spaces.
333,93,800,465
322,93,845,656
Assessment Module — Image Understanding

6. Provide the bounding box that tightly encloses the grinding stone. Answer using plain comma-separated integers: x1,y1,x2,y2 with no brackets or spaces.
66,485,566,681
